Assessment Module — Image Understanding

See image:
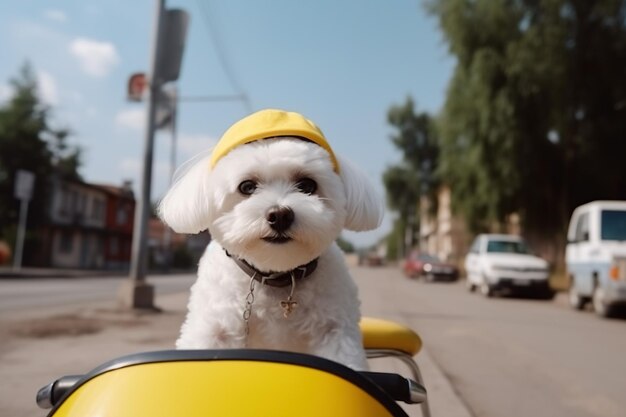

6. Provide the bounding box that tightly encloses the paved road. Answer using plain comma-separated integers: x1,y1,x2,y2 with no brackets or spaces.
2,266,625,417
356,266,626,417
0,274,196,316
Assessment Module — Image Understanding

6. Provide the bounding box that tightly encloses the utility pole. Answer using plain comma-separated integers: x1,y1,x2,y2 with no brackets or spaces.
119,0,189,309
118,0,166,309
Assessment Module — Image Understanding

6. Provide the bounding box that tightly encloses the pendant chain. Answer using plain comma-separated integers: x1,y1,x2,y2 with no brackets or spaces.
242,275,256,339
242,271,301,343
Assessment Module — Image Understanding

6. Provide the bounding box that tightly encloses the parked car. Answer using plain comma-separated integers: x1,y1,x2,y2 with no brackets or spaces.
358,251,385,267
566,201,626,317
465,234,553,298
403,251,459,282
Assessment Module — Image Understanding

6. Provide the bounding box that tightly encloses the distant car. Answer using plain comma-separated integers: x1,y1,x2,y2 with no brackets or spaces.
358,251,384,267
465,234,554,298
403,251,459,282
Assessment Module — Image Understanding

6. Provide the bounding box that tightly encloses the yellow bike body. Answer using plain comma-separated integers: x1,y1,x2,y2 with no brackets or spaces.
41,350,411,417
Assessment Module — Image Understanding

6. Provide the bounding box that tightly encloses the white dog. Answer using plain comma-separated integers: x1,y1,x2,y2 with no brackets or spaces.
158,109,383,370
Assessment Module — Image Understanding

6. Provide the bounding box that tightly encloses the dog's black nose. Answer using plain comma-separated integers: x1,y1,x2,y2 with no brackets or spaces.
266,206,294,232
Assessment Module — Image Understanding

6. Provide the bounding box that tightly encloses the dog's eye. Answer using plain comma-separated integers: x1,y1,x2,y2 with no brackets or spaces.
238,180,257,195
296,178,317,195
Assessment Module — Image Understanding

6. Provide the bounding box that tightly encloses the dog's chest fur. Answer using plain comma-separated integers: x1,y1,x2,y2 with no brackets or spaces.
189,241,360,350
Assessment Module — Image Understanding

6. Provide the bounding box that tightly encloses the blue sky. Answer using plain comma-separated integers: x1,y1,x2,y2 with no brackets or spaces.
0,0,454,247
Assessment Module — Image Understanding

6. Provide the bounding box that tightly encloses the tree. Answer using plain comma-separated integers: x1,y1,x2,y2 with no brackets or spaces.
383,165,419,258
388,97,440,198
336,236,355,253
429,0,626,247
383,97,439,257
0,63,82,255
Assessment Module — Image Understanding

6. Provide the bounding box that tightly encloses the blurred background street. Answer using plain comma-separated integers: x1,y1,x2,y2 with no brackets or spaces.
1,1,626,416
2,266,626,417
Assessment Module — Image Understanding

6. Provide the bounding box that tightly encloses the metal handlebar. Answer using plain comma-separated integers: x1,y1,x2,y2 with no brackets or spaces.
362,371,427,404
36,375,83,409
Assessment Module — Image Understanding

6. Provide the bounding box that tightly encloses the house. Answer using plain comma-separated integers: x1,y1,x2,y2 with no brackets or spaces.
418,185,527,272
46,177,108,268
94,181,135,270
148,217,211,270
419,185,470,267
43,178,135,270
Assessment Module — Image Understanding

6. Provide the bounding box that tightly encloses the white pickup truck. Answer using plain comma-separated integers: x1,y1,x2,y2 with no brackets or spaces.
566,201,626,317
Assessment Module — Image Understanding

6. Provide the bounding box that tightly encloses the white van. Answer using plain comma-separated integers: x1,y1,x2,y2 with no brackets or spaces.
566,201,626,317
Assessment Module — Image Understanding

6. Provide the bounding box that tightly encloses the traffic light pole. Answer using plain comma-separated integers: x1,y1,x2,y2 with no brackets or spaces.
118,0,166,309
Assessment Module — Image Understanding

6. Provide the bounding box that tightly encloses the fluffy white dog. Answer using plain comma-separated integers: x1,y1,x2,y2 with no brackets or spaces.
158,109,383,370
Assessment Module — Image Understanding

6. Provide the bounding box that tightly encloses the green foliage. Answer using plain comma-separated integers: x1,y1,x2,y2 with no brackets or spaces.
430,0,626,237
383,165,420,215
0,63,82,243
385,217,407,261
388,97,440,195
383,97,439,255
336,236,355,253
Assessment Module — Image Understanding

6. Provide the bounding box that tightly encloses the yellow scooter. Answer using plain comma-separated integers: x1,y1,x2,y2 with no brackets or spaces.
37,318,429,417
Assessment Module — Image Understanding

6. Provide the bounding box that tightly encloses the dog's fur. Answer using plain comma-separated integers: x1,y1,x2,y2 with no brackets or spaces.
158,137,383,370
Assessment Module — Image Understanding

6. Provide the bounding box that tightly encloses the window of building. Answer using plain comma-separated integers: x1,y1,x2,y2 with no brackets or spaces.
110,237,119,256
116,204,128,225
60,187,69,214
92,198,105,220
60,231,73,253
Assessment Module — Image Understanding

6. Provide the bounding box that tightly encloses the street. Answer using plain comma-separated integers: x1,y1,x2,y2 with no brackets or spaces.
1,266,625,417
358,266,626,417
0,274,195,318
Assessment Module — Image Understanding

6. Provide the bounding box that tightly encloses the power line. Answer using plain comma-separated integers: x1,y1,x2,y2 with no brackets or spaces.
195,0,253,113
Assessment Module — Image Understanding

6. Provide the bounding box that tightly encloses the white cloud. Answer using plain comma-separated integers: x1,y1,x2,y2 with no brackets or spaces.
0,84,13,102
69,37,119,77
37,71,59,105
44,10,68,23
115,108,145,131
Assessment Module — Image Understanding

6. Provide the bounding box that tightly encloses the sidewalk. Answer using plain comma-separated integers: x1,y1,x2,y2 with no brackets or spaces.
0,289,472,417
0,266,127,279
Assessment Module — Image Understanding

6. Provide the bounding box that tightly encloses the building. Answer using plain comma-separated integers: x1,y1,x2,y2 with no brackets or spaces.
148,217,211,270
46,178,107,268
95,182,135,270
419,185,470,267
44,178,135,269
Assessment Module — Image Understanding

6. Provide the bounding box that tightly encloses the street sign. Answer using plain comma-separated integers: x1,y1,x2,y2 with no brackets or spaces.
14,169,35,201
13,169,34,271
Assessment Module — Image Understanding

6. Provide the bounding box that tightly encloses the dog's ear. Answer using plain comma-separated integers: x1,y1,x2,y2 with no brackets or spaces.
158,156,213,234
338,156,384,231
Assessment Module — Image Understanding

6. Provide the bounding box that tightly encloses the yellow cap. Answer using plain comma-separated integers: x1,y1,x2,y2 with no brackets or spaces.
210,109,339,172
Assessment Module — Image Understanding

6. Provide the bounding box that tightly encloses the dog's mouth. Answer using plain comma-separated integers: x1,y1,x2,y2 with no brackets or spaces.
262,235,292,244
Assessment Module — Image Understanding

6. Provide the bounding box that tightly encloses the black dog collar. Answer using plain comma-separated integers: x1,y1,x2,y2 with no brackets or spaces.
224,249,318,288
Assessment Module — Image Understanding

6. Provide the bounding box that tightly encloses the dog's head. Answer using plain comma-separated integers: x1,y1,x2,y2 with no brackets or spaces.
158,109,383,271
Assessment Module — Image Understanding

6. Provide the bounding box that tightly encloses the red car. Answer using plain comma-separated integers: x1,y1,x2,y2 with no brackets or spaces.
403,252,459,282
